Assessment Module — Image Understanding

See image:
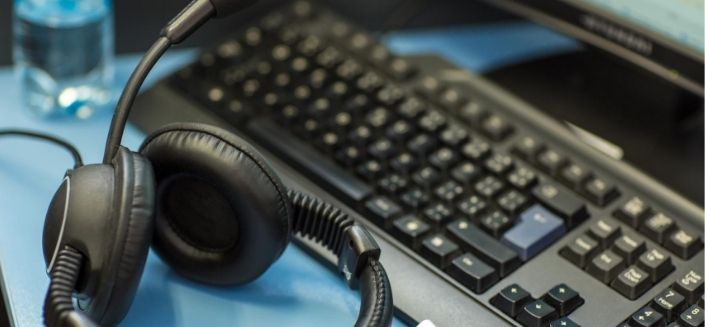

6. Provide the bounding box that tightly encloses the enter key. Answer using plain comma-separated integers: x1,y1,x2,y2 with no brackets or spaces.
502,204,566,261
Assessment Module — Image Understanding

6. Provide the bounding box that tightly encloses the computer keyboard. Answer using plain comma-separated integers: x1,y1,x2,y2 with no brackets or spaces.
130,1,705,326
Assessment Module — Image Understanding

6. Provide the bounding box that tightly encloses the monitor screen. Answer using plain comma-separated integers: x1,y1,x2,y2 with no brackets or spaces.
487,0,704,95
575,0,703,55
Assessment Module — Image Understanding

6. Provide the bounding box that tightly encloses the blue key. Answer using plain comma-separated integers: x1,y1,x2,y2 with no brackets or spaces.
501,204,565,261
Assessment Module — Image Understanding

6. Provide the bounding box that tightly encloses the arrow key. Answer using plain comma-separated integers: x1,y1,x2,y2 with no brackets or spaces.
550,318,580,327
630,306,665,327
490,283,533,318
517,300,558,327
542,283,584,316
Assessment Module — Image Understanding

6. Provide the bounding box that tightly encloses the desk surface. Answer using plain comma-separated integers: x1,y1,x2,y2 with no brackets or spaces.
0,23,577,326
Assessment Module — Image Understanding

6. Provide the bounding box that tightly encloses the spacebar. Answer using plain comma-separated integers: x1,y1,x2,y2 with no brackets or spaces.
246,118,373,203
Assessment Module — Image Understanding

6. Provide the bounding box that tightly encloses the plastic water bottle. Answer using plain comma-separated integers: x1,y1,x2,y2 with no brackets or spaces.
13,0,114,119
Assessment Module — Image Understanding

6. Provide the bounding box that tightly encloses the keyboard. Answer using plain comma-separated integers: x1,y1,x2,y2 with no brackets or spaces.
130,1,705,326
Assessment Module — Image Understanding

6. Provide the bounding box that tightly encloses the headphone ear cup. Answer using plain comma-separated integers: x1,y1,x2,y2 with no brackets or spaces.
139,123,291,286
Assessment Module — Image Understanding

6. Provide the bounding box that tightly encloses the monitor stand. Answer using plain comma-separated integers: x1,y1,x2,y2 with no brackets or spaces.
484,49,704,205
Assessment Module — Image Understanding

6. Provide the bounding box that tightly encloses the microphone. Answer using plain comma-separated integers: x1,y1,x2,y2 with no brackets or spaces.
102,0,256,164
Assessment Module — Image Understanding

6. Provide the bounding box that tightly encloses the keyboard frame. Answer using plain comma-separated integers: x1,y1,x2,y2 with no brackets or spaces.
130,8,704,325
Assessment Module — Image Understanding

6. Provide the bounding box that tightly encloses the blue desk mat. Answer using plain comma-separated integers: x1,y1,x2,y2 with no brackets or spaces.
0,23,578,326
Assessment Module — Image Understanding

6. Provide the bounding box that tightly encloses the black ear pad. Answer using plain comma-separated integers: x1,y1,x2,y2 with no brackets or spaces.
97,150,156,325
139,123,291,285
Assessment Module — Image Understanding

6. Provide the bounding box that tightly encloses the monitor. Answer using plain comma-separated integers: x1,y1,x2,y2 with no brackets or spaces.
485,0,704,96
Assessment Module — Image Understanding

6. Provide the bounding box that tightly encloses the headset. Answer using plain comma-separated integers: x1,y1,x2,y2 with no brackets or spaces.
23,0,395,326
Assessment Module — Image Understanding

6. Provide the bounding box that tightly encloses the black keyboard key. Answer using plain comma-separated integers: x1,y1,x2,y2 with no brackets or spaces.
345,93,371,114
336,146,363,166
368,138,396,160
377,174,409,194
512,136,544,161
537,149,567,176
550,318,580,327
631,306,665,327
461,139,492,161
560,163,592,189
421,234,459,268
336,58,364,81
611,266,652,300
586,250,625,283
439,124,469,147
491,284,533,318
457,195,488,219
365,107,392,129
307,96,330,116
542,284,584,316
437,88,465,110
417,76,443,98
318,131,341,152
587,219,622,249
637,249,674,283
641,213,677,244
365,196,402,228
386,120,415,141
456,101,486,126
349,125,374,146
397,96,427,120
390,152,418,173
615,197,651,228
357,160,384,180
418,110,447,133
349,32,372,51
507,166,539,190
612,234,647,265
400,187,431,209
446,220,520,277
386,57,415,80
665,229,703,260
679,305,704,327
247,119,372,203
392,215,430,248
434,181,464,202
474,175,505,198
674,270,704,305
451,162,480,185
584,176,619,206
377,84,406,106
356,71,385,93
447,253,498,294
561,235,600,268
412,166,441,188
429,148,459,171
532,183,589,229
484,153,514,175
423,202,454,225
408,134,436,155
326,80,350,99
497,190,529,215
479,210,514,238
481,114,514,141
652,288,687,322
517,300,558,327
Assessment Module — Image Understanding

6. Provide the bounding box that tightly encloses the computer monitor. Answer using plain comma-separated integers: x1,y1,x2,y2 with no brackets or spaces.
485,0,704,96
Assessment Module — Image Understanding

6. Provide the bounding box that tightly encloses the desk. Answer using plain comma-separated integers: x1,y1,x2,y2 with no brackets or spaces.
0,23,577,326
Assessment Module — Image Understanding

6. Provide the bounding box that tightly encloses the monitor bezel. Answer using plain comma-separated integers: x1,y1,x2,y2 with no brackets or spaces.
485,0,704,96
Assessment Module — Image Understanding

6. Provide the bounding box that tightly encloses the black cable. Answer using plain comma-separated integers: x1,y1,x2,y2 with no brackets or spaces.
0,130,83,169
44,246,96,327
102,36,172,164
